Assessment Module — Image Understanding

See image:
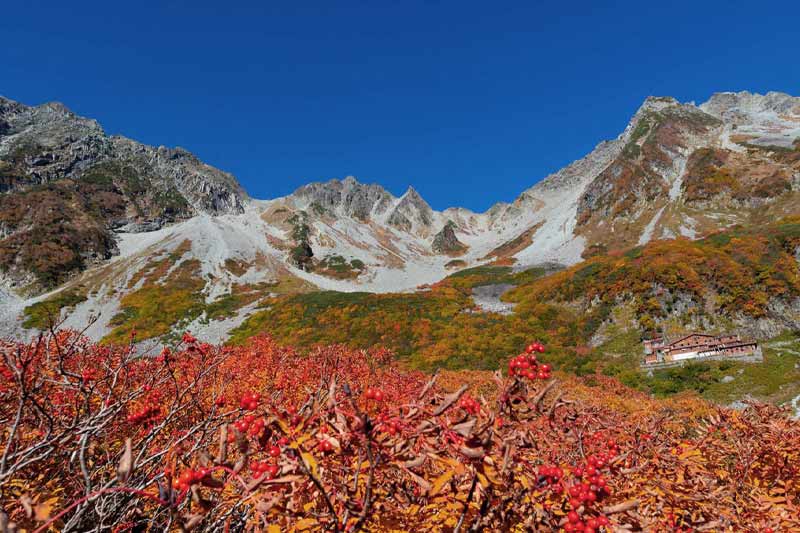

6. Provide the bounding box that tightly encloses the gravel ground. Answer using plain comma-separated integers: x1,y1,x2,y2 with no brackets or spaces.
471,283,516,315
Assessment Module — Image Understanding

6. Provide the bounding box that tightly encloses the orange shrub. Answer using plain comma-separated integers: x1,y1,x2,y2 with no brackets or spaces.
0,332,798,531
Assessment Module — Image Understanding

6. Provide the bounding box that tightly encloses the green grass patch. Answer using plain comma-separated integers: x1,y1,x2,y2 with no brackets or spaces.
22,289,87,329
442,265,549,292
228,283,582,375
103,256,206,344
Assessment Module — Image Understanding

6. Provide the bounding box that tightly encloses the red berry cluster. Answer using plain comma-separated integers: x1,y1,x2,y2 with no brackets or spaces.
565,511,610,532
377,412,402,435
458,394,480,415
250,460,280,479
156,347,171,364
0,364,15,393
527,342,546,354
239,391,260,410
233,414,265,436
563,455,615,531
534,435,620,532
364,387,385,402
585,433,620,463
508,342,551,380
172,467,210,492
81,369,96,382
126,389,162,425
537,464,564,482
1,364,15,381
181,332,197,344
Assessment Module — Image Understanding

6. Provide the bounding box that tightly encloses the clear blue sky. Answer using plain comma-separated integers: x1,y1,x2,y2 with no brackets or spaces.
3,1,798,211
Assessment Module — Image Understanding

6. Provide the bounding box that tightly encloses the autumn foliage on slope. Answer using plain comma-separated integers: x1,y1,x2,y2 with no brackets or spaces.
506,217,800,333
0,332,798,532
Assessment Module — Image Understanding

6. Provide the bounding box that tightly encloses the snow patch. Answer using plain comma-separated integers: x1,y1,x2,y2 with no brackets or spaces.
638,206,665,246
668,156,688,201
679,218,697,238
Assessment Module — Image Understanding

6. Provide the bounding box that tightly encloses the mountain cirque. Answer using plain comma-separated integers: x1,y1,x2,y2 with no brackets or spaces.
1,91,799,343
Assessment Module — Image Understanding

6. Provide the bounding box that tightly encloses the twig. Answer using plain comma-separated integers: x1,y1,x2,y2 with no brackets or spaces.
454,474,478,533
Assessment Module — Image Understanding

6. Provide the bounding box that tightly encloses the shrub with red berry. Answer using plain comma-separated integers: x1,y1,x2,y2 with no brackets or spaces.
0,331,797,532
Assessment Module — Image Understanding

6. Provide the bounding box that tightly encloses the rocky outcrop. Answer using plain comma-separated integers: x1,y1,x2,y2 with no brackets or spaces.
0,95,248,292
290,176,394,220
700,91,800,149
290,177,437,236
0,96,247,213
576,99,722,226
431,220,466,254
386,186,434,235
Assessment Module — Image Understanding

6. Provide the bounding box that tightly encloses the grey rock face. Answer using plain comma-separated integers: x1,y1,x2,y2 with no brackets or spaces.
0,95,247,214
109,138,246,215
0,95,248,294
700,91,800,121
471,283,516,315
431,220,465,253
700,91,800,149
386,186,434,233
116,218,165,233
291,176,394,220
289,177,437,235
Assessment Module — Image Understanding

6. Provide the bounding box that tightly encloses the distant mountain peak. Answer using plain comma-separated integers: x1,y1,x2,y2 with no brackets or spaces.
290,176,394,220
637,95,681,114
385,184,434,234
0,96,246,211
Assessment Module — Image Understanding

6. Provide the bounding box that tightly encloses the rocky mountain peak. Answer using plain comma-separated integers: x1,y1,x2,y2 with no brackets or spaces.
3,88,799,304
636,95,681,115
386,185,435,234
0,96,246,214
290,176,395,220
0,95,248,293
630,95,719,130
0,95,25,116
288,178,439,234
398,185,432,211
